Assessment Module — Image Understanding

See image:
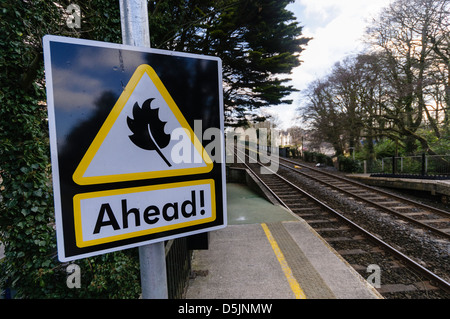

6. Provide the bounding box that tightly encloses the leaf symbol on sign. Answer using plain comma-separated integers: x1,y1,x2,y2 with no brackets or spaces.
127,98,172,167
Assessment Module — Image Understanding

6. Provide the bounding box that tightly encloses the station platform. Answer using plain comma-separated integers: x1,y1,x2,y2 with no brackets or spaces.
185,183,382,299
348,174,450,198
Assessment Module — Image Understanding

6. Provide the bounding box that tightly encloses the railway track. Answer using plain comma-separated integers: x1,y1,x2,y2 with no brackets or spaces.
278,157,450,239
233,147,450,298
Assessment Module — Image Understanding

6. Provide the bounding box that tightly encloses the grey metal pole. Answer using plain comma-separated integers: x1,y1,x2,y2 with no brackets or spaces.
119,0,168,299
138,241,168,299
119,0,150,47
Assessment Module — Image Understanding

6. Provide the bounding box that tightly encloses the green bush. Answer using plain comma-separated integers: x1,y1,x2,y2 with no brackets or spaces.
373,139,398,158
315,153,333,166
338,155,361,173
303,151,333,166
303,151,314,162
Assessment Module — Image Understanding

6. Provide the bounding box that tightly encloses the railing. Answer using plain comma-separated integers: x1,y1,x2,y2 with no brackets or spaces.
278,148,450,179
365,154,450,179
165,237,192,299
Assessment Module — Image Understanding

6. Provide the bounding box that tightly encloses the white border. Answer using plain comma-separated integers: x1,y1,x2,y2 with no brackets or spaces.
43,35,223,62
43,35,227,262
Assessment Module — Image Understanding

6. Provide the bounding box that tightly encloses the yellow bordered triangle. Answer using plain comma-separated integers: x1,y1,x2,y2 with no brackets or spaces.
73,64,213,185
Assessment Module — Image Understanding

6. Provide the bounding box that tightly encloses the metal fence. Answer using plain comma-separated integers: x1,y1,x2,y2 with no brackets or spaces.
361,154,450,178
165,237,192,299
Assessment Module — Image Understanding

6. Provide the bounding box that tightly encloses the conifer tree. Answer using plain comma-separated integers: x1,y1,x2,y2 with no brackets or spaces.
149,0,310,126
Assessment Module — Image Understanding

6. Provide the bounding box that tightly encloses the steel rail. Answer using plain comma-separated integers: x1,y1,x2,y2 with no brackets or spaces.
248,147,449,238
280,157,450,218
277,160,450,239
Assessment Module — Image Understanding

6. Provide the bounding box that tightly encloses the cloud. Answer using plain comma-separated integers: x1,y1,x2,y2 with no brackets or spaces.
265,0,392,130
52,66,106,111
293,0,392,91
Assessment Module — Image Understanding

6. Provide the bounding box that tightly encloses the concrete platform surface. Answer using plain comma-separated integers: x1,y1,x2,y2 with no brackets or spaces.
185,183,382,299
348,174,450,197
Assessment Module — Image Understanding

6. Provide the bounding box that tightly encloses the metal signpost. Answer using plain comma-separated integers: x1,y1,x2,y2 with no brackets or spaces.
43,0,226,299
119,0,165,299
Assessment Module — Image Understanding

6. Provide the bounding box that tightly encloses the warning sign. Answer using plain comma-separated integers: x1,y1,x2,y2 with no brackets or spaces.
73,64,213,185
43,35,226,261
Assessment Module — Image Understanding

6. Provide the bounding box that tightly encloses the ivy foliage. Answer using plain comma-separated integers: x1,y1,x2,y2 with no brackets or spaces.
0,0,138,298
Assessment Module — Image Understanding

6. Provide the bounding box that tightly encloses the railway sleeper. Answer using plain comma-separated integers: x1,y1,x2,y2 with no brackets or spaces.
336,248,383,256
284,203,319,208
351,260,406,271
401,211,428,216
378,281,439,294
321,235,366,242
375,201,403,206
313,226,351,232
278,194,304,198
420,218,450,224
294,213,317,218
291,207,321,212
305,219,338,224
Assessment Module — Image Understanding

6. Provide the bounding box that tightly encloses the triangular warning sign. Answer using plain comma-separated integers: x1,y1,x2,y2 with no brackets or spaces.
73,64,213,185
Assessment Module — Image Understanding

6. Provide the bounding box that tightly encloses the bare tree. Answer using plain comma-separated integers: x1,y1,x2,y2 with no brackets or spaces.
366,0,449,154
299,0,449,157
301,78,346,155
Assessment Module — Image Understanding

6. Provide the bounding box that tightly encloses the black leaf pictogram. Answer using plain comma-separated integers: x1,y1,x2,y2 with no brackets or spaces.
127,98,172,167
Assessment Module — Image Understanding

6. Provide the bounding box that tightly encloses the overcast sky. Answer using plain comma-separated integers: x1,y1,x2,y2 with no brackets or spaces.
264,0,393,130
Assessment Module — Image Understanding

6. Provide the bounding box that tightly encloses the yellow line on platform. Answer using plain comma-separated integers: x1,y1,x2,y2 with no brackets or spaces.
261,223,307,299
